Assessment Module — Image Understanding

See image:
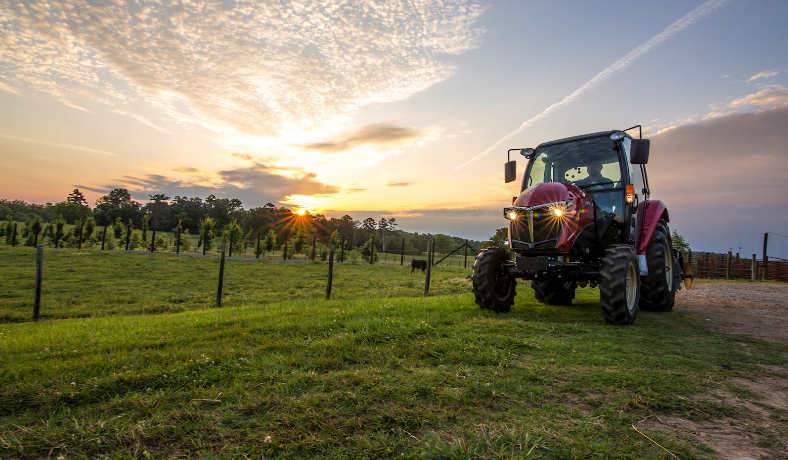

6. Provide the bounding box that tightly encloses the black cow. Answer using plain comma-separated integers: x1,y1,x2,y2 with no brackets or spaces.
411,259,427,273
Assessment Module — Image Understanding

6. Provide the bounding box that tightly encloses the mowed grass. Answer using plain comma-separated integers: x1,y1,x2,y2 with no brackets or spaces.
0,246,471,322
1,247,787,458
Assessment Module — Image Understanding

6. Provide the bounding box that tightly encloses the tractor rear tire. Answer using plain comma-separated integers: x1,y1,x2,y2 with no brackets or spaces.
640,220,677,312
600,245,640,325
531,279,577,306
472,247,516,313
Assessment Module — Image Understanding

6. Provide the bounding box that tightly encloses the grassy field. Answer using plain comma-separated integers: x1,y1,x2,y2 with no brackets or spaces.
1,246,786,459
0,246,470,322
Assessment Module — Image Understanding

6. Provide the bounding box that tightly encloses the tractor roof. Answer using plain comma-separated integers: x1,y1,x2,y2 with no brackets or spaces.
534,130,618,150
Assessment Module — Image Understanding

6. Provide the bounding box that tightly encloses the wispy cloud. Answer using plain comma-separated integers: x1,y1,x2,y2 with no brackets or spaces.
747,70,779,82
300,122,427,153
455,0,731,170
386,182,413,187
1,1,485,144
731,85,788,108
85,163,339,206
0,133,119,157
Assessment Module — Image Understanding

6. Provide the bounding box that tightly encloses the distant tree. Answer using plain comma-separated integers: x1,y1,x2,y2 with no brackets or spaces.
155,234,168,250
362,217,376,230
485,227,509,249
293,230,306,254
50,201,85,224
51,217,66,248
434,234,455,255
94,188,139,226
141,215,150,242
359,237,378,264
180,228,192,252
129,231,142,250
329,230,340,248
198,217,217,253
263,228,276,253
221,219,244,255
27,215,43,246
67,189,88,206
83,216,96,242
671,229,690,256
113,217,125,239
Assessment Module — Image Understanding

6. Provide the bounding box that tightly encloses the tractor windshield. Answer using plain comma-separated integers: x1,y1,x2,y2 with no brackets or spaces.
524,136,623,191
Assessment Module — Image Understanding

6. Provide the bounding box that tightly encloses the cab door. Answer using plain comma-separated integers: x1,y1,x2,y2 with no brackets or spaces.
622,137,646,244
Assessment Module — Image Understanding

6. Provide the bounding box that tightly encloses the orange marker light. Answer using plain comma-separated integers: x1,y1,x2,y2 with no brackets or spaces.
626,184,636,204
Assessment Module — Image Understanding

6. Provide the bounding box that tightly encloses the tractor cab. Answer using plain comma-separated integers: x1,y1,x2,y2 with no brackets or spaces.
504,130,650,251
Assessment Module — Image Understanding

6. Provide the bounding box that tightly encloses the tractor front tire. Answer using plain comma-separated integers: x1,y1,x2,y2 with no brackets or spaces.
600,245,640,325
472,247,516,313
531,279,577,306
640,220,677,312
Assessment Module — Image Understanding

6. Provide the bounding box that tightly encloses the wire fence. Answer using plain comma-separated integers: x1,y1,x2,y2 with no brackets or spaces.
688,251,788,282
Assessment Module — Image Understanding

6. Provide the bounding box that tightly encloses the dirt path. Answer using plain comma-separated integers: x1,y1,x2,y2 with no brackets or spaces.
675,281,788,344
647,282,788,459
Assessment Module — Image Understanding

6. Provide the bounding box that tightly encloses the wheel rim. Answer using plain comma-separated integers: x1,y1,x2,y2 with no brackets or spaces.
664,241,673,291
626,261,637,312
493,264,512,300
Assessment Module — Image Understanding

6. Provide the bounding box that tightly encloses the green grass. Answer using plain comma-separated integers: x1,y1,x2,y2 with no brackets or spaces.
1,247,786,459
0,245,471,322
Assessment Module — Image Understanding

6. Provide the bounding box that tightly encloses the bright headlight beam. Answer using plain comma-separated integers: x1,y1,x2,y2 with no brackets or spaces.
552,207,564,217
508,211,518,220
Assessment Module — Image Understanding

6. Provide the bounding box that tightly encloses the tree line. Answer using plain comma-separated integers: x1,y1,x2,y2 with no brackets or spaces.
1,189,486,257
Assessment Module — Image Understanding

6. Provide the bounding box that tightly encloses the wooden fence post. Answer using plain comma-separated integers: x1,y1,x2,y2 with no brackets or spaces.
326,245,335,300
763,233,769,280
33,244,43,321
256,234,261,259
176,228,181,255
726,250,732,279
283,239,288,260
229,232,234,258
11,223,17,247
751,254,756,282
217,243,226,307
464,240,469,268
371,237,376,264
400,238,405,266
125,226,131,251
101,225,107,250
340,236,345,263
424,239,433,296
150,228,156,253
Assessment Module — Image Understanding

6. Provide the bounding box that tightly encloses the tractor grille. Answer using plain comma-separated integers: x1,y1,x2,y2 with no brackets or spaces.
510,210,561,250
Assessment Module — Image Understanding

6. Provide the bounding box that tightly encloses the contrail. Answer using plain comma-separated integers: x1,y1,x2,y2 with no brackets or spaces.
456,0,731,170
0,133,119,157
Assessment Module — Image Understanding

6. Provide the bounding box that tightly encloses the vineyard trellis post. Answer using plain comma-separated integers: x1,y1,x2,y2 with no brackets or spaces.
101,225,107,250
326,245,335,300
151,228,156,253
33,244,42,321
424,238,433,297
464,240,469,268
283,238,288,260
311,234,316,261
125,226,131,251
256,234,261,259
340,236,345,263
763,233,769,280
176,228,181,255
217,243,226,308
11,223,16,247
400,237,405,266
229,232,234,258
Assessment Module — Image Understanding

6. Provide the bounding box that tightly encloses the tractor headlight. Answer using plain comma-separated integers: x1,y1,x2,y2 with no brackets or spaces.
551,207,564,217
507,211,518,221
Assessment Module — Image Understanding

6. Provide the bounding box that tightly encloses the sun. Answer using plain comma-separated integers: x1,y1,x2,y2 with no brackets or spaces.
295,208,308,216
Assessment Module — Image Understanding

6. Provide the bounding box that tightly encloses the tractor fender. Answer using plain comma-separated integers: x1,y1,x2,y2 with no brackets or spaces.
637,200,669,255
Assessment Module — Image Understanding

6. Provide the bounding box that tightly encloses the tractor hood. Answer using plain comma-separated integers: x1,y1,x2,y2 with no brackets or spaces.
514,182,583,208
506,182,594,252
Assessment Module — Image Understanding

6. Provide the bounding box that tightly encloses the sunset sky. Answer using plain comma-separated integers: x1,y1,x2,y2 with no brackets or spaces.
1,0,787,257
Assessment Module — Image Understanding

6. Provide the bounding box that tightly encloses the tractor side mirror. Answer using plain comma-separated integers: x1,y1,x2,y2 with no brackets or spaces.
505,161,516,183
630,139,650,164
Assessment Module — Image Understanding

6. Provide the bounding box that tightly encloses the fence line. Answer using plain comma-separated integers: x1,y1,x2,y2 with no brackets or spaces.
689,251,788,282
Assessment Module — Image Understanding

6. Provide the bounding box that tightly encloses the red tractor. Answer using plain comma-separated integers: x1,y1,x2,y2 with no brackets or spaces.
471,127,683,325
